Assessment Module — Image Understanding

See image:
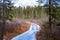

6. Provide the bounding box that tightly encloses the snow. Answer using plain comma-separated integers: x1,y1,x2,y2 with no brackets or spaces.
11,23,41,40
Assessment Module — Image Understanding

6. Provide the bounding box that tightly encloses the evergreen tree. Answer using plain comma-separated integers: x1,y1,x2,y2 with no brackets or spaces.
0,0,13,20
0,0,13,40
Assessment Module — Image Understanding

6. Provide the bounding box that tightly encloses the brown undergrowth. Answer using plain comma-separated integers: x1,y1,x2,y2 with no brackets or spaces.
2,19,43,40
0,18,60,40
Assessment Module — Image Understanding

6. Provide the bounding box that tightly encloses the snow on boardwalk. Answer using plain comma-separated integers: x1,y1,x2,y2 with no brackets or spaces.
11,23,41,40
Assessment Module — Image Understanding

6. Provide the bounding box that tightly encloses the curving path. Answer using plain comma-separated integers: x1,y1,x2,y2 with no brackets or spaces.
11,23,41,40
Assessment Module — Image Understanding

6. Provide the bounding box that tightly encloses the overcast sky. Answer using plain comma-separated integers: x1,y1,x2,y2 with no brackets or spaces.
13,0,38,7
13,0,60,7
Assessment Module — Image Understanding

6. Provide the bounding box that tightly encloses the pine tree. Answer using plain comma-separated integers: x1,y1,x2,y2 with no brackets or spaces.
0,0,13,40
0,0,13,20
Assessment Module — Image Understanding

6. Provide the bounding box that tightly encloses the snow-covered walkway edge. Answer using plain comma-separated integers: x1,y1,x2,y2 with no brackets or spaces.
11,23,41,40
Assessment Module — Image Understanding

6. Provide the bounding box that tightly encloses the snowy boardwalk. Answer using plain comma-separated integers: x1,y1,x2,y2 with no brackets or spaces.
11,23,41,40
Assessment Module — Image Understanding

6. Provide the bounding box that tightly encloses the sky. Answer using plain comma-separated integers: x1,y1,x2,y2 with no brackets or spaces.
13,0,38,7
13,0,60,7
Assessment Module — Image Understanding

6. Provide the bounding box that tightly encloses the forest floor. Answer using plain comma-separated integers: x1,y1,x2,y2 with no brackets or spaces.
0,17,50,40
1,17,60,40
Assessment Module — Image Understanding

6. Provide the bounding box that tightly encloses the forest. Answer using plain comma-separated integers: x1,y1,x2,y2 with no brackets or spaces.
0,0,60,40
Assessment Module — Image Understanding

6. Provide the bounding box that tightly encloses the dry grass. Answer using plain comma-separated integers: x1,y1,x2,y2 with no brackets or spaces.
0,18,60,40
2,19,43,40
3,20,31,40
